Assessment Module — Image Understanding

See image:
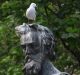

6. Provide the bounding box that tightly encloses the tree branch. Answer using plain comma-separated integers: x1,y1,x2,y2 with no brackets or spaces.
44,6,50,24
60,37,80,65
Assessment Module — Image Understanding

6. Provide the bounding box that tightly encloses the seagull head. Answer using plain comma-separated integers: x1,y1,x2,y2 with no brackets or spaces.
30,3,37,8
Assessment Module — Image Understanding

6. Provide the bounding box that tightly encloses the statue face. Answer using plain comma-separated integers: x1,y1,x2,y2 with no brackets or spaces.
15,24,41,55
24,31,40,55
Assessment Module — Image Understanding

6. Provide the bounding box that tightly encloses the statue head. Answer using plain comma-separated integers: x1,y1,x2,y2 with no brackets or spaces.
15,23,55,57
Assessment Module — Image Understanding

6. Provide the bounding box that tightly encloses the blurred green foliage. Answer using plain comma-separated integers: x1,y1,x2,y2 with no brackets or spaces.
0,0,80,75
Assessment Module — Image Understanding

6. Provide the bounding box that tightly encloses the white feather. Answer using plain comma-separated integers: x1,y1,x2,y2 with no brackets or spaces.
26,3,36,20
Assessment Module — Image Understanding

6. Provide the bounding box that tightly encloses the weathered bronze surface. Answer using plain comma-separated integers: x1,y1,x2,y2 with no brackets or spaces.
15,23,69,75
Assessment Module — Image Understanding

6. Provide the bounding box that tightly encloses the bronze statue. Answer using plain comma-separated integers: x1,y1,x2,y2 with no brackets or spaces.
15,23,69,75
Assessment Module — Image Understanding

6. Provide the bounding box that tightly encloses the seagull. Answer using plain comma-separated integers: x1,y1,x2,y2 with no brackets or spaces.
26,3,37,24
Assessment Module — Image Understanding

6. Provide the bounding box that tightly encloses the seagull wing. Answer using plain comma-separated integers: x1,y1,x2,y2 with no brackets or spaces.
26,7,36,20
